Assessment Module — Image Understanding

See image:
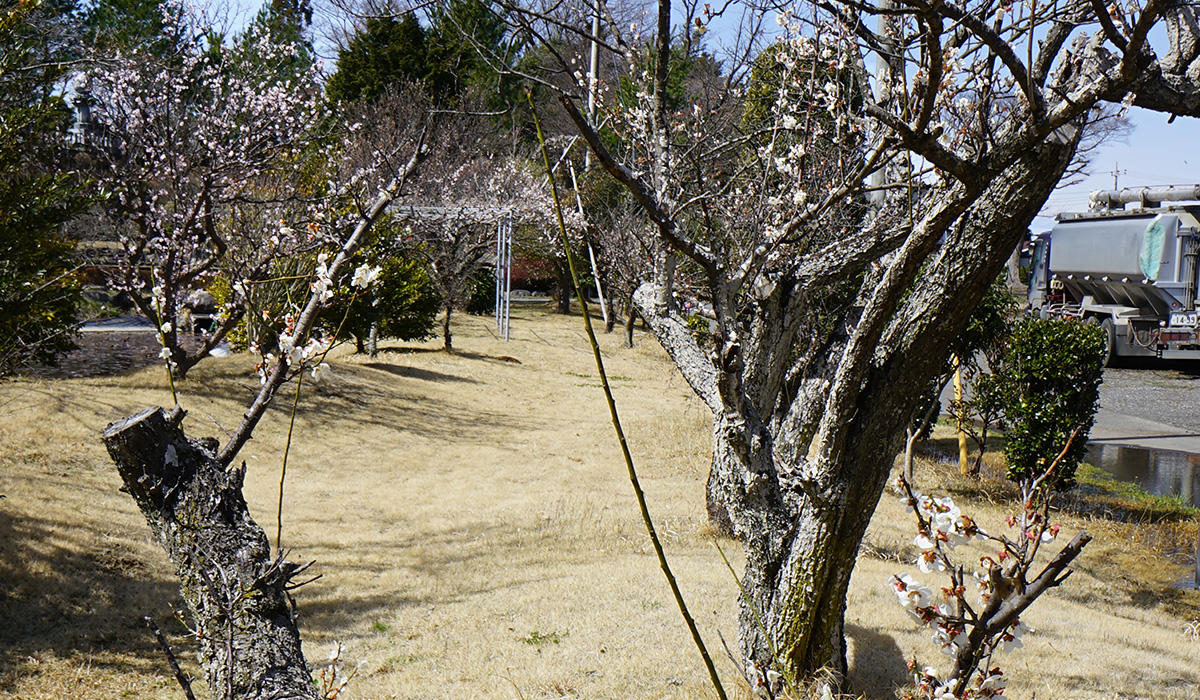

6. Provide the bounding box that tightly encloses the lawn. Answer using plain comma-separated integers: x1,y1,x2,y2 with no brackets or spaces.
0,306,1196,699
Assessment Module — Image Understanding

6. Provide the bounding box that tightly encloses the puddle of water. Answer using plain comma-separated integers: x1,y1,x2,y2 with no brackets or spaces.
1085,443,1200,507
1085,443,1200,589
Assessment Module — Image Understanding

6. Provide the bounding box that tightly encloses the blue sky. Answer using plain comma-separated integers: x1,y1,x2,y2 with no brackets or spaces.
1035,108,1200,232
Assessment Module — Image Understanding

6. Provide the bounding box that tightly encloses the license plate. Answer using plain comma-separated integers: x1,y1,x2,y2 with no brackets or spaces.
1170,312,1199,327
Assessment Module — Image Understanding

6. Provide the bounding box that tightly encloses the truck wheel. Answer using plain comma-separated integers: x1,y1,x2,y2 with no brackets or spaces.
1100,318,1117,367
1085,316,1116,367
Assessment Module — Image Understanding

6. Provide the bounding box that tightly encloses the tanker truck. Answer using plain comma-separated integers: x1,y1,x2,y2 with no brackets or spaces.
1027,186,1200,364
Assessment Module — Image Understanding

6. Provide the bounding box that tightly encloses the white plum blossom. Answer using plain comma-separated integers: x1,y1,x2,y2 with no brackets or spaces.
998,634,1023,652
890,573,934,619
256,353,277,385
765,669,782,695
894,482,986,551
998,619,1029,652
977,670,1006,696
929,496,962,534
918,549,946,574
972,570,993,603
932,622,968,656
311,253,334,303
279,335,304,366
351,264,382,289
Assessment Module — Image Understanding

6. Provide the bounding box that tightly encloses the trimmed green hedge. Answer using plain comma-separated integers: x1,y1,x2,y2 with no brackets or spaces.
1000,317,1106,489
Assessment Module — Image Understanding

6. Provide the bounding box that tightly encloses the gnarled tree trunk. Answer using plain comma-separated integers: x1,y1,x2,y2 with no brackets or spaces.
640,139,1080,681
103,406,317,700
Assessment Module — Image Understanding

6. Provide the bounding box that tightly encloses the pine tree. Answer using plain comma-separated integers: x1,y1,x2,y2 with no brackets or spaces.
327,0,518,109
83,0,171,52
326,13,429,104
0,0,87,375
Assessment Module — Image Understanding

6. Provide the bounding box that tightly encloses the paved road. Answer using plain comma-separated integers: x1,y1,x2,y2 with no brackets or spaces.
1092,362,1200,453
78,314,156,332
940,358,1200,454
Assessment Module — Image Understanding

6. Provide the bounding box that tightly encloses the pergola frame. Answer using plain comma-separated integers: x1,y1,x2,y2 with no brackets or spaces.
391,204,516,340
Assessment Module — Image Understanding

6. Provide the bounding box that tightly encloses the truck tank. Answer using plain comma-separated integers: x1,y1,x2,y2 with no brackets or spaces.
1028,190,1200,363
1048,212,1197,314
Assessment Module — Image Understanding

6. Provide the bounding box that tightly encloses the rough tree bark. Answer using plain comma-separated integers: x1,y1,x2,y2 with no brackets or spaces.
103,406,318,700
631,131,1083,680
776,141,1080,676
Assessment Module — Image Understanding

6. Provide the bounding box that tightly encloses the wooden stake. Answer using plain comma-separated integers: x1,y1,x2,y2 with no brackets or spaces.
954,354,969,476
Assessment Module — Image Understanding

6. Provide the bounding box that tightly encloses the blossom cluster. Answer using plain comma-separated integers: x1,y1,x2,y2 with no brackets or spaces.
889,474,1047,699
910,663,1007,700
311,254,335,303
351,264,382,290
903,487,986,573
250,322,329,386
83,0,336,376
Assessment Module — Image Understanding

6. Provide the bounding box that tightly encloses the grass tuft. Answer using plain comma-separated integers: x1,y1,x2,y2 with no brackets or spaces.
523,630,567,646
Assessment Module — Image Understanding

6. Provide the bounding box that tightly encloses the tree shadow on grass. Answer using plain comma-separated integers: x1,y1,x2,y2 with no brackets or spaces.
66,359,541,446
12,341,536,449
363,363,482,384
0,475,557,691
846,623,909,699
0,502,192,691
367,339,517,356
370,347,525,365
297,363,532,441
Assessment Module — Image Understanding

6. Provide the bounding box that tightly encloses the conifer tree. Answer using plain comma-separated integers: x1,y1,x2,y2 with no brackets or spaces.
0,0,86,375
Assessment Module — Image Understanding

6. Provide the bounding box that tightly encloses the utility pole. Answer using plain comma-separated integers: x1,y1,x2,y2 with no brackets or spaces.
582,0,609,326
586,0,600,171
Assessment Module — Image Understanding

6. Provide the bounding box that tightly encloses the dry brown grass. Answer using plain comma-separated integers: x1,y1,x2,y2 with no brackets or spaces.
1,306,1197,699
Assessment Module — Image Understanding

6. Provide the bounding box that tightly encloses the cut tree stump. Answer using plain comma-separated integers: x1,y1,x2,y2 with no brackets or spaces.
103,405,317,700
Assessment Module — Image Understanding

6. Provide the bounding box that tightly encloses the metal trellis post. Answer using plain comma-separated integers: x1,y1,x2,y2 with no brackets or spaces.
494,212,513,340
